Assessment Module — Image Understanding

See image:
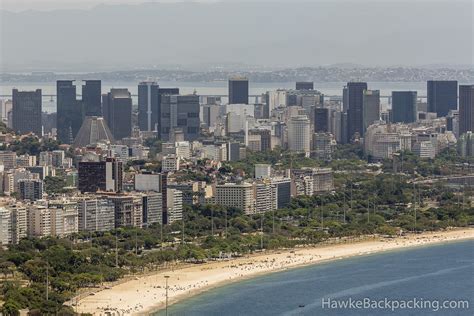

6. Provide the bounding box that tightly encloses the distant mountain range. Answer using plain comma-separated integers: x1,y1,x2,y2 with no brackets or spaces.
2,67,473,83
0,1,472,72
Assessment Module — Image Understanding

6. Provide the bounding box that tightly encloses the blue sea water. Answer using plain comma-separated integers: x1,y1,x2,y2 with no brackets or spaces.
155,241,474,316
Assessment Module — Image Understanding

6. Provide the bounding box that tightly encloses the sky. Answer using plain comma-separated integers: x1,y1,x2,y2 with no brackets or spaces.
0,0,472,71
0,0,441,11
4,0,214,11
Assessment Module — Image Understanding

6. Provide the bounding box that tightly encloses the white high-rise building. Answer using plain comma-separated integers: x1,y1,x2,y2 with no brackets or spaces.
167,189,183,224
0,207,12,245
288,115,311,156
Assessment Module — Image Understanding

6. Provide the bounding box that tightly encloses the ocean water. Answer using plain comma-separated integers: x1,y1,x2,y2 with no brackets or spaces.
155,241,474,316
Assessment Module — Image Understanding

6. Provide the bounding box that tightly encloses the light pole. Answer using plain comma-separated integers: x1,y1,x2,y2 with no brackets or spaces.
165,275,170,316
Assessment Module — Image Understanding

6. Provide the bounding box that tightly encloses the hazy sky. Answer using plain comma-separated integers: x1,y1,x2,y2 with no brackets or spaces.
0,0,472,71
0,0,440,11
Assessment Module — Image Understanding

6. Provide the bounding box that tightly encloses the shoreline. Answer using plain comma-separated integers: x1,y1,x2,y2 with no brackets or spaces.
74,228,474,315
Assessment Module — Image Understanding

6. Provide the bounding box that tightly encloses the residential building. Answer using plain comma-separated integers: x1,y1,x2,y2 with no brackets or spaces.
78,158,123,193
215,183,255,214
167,189,183,224
77,197,115,232
18,179,43,201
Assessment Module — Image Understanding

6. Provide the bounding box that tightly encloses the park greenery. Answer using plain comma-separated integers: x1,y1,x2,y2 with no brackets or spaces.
1,168,473,315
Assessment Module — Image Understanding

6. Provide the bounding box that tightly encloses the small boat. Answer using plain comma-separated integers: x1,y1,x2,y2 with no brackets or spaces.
298,304,305,308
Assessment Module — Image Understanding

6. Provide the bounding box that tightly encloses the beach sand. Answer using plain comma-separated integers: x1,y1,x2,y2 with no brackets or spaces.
73,229,474,315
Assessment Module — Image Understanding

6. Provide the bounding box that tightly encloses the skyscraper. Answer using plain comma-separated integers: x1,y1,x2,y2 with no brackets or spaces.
138,82,180,134
82,80,102,117
362,90,380,133
102,88,132,140
57,80,81,144
347,82,368,141
296,81,314,90
427,80,458,117
12,89,42,136
138,81,159,132
459,85,474,135
392,91,417,123
288,115,311,156
314,107,330,133
160,95,200,141
229,77,249,104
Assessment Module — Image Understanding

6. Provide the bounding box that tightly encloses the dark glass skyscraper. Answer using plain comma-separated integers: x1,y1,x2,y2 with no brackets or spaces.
57,80,80,144
228,77,249,104
138,81,159,132
427,80,458,117
12,89,42,136
160,94,200,141
296,81,314,90
459,85,474,135
346,81,367,141
314,107,329,133
102,89,132,140
57,80,102,143
82,80,102,116
137,82,179,133
392,91,417,123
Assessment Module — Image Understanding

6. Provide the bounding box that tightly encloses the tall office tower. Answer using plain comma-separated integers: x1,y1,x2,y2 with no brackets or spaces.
392,91,417,123
226,142,241,161
57,80,81,144
314,107,330,133
427,80,458,117
82,80,102,116
459,85,474,135
288,115,311,155
160,95,200,141
362,90,380,133
102,88,132,140
138,81,159,132
228,77,249,104
296,81,314,90
18,179,43,201
78,158,123,193
77,198,115,232
12,89,42,136
342,86,349,112
346,82,368,141
138,84,181,132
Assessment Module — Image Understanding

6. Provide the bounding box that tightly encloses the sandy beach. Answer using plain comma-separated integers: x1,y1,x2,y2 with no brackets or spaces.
73,229,474,315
